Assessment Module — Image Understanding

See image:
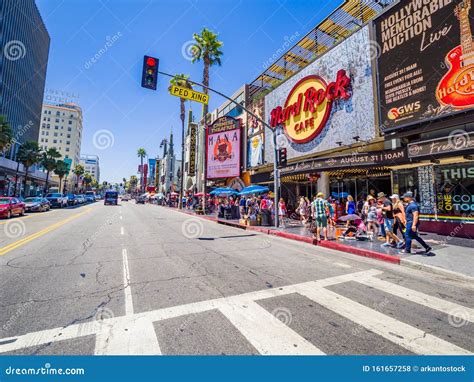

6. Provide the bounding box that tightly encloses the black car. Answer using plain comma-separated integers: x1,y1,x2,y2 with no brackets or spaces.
45,193,67,208
24,197,50,212
104,191,118,206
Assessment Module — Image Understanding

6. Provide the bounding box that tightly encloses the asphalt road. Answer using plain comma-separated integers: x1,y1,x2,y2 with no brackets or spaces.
0,202,473,355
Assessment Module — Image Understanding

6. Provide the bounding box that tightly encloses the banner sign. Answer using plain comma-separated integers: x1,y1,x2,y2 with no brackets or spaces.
206,116,241,179
375,0,474,132
407,131,474,157
278,148,407,176
188,123,197,174
247,98,265,168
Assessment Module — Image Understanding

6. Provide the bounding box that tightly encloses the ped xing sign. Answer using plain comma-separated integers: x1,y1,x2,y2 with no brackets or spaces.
169,85,209,105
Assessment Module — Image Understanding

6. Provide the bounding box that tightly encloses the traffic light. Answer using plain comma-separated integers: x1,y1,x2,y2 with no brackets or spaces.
141,55,159,90
277,148,287,169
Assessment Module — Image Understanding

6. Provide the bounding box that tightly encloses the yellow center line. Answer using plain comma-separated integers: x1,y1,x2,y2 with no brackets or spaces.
0,208,93,256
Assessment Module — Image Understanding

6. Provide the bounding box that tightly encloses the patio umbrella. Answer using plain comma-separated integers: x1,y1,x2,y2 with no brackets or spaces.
239,185,269,196
210,187,238,197
337,214,361,222
194,192,210,197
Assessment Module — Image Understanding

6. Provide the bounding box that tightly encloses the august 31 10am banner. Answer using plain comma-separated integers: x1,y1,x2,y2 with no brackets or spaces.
375,0,474,132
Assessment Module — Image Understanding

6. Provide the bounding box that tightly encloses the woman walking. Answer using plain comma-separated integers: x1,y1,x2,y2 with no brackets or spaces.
278,198,288,227
366,197,379,240
391,194,406,249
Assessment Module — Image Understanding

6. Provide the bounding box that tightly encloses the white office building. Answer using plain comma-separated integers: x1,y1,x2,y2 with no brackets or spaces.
80,154,100,183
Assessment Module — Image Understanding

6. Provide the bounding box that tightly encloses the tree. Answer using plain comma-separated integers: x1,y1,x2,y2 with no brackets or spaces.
41,148,61,195
17,141,41,197
0,115,13,154
91,179,99,189
83,172,93,190
137,148,147,193
191,28,223,210
72,164,85,192
129,175,138,194
54,160,69,194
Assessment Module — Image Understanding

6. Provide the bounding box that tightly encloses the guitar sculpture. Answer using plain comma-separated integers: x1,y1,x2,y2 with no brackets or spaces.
437,0,474,108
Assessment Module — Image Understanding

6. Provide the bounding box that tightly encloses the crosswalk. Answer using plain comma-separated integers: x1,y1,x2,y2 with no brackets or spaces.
0,269,472,355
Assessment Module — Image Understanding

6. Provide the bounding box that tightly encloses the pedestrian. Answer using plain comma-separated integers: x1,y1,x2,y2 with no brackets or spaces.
390,194,406,249
297,196,308,225
399,192,432,254
278,197,287,227
378,192,402,247
366,197,378,240
311,192,333,241
345,195,356,227
239,196,246,218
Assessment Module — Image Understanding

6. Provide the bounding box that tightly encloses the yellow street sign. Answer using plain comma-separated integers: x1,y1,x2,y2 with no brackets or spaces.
169,85,209,105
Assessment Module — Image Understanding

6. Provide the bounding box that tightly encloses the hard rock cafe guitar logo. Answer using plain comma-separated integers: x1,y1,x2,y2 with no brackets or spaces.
437,0,474,109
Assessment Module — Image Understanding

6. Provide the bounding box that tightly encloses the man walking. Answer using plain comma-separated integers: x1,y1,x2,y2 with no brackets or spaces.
311,192,333,242
399,192,432,254
378,192,402,248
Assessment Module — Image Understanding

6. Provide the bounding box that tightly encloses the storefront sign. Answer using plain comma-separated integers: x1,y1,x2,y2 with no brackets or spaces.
436,163,474,216
169,85,209,105
375,0,474,132
407,131,474,158
278,148,407,175
206,116,241,179
269,70,351,143
188,123,197,174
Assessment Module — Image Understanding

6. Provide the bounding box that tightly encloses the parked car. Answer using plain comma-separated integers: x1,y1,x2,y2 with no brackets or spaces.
45,193,68,208
104,191,118,206
24,197,50,212
85,191,96,202
0,197,26,219
76,195,85,204
66,194,78,206
121,194,131,201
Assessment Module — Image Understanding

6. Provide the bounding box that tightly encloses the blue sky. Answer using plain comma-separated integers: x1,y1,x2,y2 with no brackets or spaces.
36,0,342,183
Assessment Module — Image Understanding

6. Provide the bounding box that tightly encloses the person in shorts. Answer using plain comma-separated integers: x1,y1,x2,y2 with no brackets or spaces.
311,192,332,241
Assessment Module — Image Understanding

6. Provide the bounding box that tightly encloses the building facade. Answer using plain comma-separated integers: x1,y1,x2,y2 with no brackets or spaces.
157,130,182,194
80,154,100,183
39,103,83,185
0,0,51,196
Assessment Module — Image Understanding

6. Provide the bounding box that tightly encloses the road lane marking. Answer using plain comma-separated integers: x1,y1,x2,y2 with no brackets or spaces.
120,227,124,235
0,208,93,256
219,301,324,355
294,284,471,355
334,262,352,269
122,248,133,316
119,216,122,220
358,276,474,323
95,316,161,355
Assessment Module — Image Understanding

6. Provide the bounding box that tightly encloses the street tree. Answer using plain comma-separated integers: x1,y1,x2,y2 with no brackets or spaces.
72,164,85,192
17,141,41,197
41,148,62,195
83,172,93,190
137,148,146,193
54,160,69,194
0,115,13,155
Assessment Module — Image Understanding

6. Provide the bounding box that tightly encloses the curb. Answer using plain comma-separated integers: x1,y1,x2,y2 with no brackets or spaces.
400,259,474,283
318,240,400,264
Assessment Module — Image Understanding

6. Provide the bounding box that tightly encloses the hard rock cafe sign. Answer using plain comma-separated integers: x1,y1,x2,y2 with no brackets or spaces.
269,69,351,143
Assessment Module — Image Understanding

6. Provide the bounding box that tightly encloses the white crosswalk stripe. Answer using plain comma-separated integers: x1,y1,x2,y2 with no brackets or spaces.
0,269,471,355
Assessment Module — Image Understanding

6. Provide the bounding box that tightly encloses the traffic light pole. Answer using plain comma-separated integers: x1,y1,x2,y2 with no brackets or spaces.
158,70,280,228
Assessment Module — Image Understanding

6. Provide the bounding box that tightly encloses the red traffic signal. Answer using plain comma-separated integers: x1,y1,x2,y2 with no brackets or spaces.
141,55,159,90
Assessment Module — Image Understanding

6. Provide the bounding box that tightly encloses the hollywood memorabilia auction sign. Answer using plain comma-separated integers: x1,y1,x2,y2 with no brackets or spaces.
375,0,474,132
206,116,241,179
270,70,351,143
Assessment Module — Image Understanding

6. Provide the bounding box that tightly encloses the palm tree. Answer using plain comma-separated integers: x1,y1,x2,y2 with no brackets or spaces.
129,175,138,195
41,148,62,195
191,28,223,210
83,172,93,190
54,160,69,194
170,74,193,209
137,148,147,193
0,115,13,155
17,141,41,197
72,164,85,193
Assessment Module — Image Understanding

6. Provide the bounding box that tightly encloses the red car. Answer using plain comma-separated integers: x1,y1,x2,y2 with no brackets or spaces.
0,197,26,219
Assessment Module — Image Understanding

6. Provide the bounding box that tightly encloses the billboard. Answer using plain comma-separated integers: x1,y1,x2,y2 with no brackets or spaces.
264,26,376,162
247,97,265,168
375,0,474,132
206,116,241,179
188,123,197,174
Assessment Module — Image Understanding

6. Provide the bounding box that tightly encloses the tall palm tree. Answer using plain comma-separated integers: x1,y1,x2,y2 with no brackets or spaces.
129,175,138,195
83,172,93,190
0,115,13,154
137,148,147,193
41,148,62,195
54,160,69,194
17,141,41,197
72,164,85,193
191,28,223,210
170,74,193,209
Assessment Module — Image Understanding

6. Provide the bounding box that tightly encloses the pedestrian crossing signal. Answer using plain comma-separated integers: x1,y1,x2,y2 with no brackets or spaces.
277,148,287,169
141,55,159,90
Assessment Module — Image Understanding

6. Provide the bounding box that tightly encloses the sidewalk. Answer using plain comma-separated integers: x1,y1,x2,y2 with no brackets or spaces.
174,207,474,281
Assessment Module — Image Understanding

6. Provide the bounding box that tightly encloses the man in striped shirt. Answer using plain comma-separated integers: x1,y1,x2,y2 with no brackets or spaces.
311,192,333,241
